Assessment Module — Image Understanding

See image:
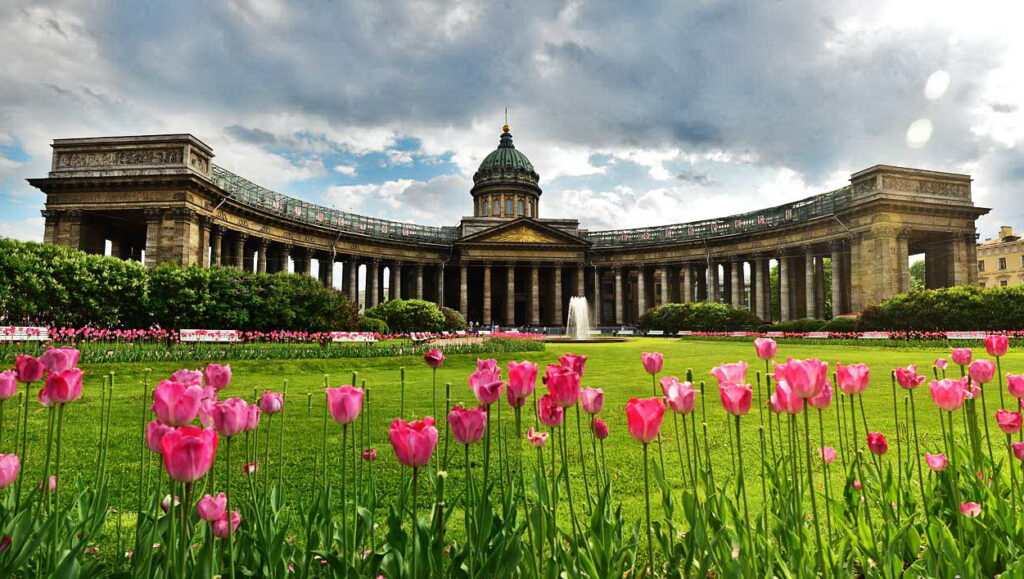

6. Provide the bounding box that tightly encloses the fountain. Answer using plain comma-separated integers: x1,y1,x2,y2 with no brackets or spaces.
545,296,628,343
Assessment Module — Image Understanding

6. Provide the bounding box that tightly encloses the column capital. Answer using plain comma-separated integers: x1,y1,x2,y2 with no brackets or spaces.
168,207,196,222
144,208,163,223
829,238,845,251
801,244,815,254
40,209,58,219
259,237,272,248
897,228,911,240
391,260,403,267
236,232,249,243
199,215,213,231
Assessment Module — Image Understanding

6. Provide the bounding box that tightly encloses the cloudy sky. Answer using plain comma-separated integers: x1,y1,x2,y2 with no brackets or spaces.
2,0,1023,243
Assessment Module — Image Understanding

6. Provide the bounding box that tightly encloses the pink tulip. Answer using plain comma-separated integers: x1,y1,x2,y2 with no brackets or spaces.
259,391,283,415
326,386,364,425
925,453,947,471
591,418,609,440
527,427,548,447
969,360,996,384
641,352,664,375
544,364,580,407
169,369,203,386
161,494,181,512
808,380,833,410
0,454,19,489
625,397,665,443
934,358,948,371
196,493,227,522
146,420,176,454
477,359,498,373
985,335,1009,358
37,388,53,408
506,388,527,408
836,363,870,395
39,476,57,492
388,417,438,468
867,432,888,455
0,370,16,400
852,479,862,490
423,349,445,368
203,364,232,390
754,337,777,360
719,384,753,416
242,462,258,474
469,369,504,406
580,388,604,414
960,502,981,518
41,368,84,405
774,358,828,398
362,448,378,462
966,381,982,400
244,405,261,431
996,410,1022,434
558,353,587,377
160,426,218,483
894,365,926,389
537,394,564,427
770,381,804,414
1008,374,1024,398
951,348,972,366
212,511,241,538
710,361,748,387
151,380,204,426
818,447,836,463
448,405,487,445
661,377,698,414
507,361,538,400
15,355,45,383
40,347,80,373
209,398,249,437
1012,442,1024,461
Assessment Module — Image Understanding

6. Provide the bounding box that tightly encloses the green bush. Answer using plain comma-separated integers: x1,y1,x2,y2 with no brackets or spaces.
440,306,467,332
363,299,447,333
820,316,860,332
772,318,826,332
357,316,390,334
637,302,761,333
859,285,1024,331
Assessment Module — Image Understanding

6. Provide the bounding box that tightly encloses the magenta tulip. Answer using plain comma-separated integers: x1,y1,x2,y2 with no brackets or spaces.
925,452,947,471
161,494,181,513
212,511,241,538
996,409,1022,434
985,335,1009,358
160,426,219,483
196,493,227,522
710,361,749,387
934,358,949,371
388,417,438,468
151,380,204,426
969,360,996,384
506,389,527,408
203,364,232,390
544,364,581,407
1009,374,1024,398
580,388,604,414
641,352,663,375
37,388,53,408
244,405,261,431
0,454,19,489
662,377,698,414
894,365,926,389
558,353,587,377
169,369,203,387
0,371,16,400
625,397,665,443
951,348,972,366
15,355,45,383
447,404,487,445
242,462,258,475
770,381,804,414
836,363,870,395
960,502,981,518
774,357,828,398
808,380,833,409
1012,442,1024,461
362,448,378,462
591,418,609,440
476,359,498,373
867,432,888,455
40,347,80,373
209,398,249,437
146,420,176,454
527,427,548,447
326,386,364,425
537,394,564,427
424,349,445,368
719,384,753,416
469,369,504,406
507,361,538,401
818,447,836,463
754,337,777,360
259,391,283,414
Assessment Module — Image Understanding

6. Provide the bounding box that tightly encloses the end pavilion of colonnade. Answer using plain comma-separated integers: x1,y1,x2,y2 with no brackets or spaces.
29,130,988,327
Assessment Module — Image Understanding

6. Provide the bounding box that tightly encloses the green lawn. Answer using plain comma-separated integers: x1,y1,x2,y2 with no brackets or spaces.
2,338,1010,555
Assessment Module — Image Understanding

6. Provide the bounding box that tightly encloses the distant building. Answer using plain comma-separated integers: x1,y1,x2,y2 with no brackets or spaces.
977,226,1024,287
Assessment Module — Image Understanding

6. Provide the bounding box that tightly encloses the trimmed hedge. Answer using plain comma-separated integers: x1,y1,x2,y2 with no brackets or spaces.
637,302,762,333
0,237,359,331
364,299,450,333
357,317,390,334
859,285,1024,331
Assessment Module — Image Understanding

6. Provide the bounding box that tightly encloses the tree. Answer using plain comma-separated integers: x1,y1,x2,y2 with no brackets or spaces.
910,260,926,291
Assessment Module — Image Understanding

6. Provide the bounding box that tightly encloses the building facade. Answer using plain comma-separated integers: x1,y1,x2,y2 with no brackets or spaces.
28,129,988,326
977,226,1024,288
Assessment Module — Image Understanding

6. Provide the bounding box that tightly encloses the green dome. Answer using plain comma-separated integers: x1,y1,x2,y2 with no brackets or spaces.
474,128,538,183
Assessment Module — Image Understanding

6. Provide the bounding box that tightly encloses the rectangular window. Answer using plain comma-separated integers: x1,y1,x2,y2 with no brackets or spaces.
1001,280,1009,287
506,199,513,215
518,200,525,215
978,260,985,272
1020,254,1024,268
492,199,500,216
999,257,1007,270
481,201,489,216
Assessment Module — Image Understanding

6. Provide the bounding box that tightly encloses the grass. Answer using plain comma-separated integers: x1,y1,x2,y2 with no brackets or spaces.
1,337,1010,560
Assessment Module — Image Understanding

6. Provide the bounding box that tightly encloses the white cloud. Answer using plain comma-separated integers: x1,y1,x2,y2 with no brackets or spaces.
0,217,44,242
333,163,357,176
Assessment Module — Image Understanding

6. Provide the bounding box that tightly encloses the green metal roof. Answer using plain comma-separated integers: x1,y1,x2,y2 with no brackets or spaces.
476,129,536,174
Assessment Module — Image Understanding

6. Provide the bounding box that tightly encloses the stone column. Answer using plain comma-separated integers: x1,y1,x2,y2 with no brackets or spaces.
144,209,163,268
459,265,468,319
257,239,269,273
482,264,492,325
804,248,817,319
41,210,58,245
814,252,826,317
390,262,402,301
779,255,790,321
346,258,358,300
848,234,863,312
708,262,719,303
830,241,843,317
199,219,212,267
232,233,246,270
367,261,379,308
280,244,293,274
747,259,757,316
320,254,334,288
657,266,669,306
965,231,980,286
897,229,911,293
377,265,386,304
210,226,223,266
415,265,424,299
614,266,624,325
298,250,313,276
553,265,563,326
576,266,585,298
754,258,767,320
529,264,540,326
436,266,445,308
593,268,602,325
506,264,516,325
760,259,771,320
681,265,692,303
730,261,741,307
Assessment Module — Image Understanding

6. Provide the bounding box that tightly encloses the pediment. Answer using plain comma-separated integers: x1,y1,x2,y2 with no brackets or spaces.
458,218,589,246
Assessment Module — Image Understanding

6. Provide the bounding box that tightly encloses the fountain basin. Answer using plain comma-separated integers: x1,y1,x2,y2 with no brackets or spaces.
544,336,628,343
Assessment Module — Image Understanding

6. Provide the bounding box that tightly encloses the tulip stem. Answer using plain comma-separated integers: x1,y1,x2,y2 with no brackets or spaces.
642,442,654,573
978,381,996,471
443,383,452,471
16,380,32,504
908,388,927,515
411,466,419,579
890,373,903,523
575,405,592,509
817,409,833,539
802,409,825,572
226,437,235,579
342,423,349,560
464,444,474,578
483,405,492,493
997,357,1007,410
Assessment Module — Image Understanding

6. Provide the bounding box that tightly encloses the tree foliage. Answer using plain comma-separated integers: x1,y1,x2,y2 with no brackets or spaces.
363,299,448,333
637,302,762,333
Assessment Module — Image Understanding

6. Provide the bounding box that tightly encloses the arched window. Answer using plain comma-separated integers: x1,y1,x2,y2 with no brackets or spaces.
482,200,490,216
492,199,500,216
518,199,524,216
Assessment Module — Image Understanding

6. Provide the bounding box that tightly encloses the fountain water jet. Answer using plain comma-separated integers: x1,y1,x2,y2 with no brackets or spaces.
544,296,627,343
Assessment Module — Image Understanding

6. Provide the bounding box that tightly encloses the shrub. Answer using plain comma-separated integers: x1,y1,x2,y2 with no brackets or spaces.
772,318,826,332
363,299,447,333
638,302,761,333
357,316,390,334
820,316,859,332
859,285,1024,331
440,306,467,332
